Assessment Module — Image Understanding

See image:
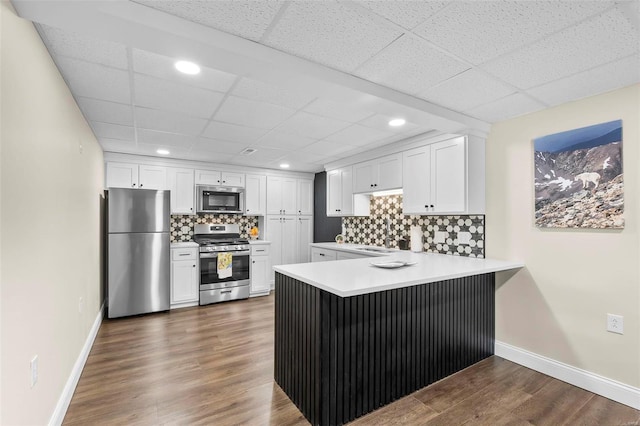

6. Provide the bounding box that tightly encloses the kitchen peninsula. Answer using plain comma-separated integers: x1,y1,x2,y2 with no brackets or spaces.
274,249,523,425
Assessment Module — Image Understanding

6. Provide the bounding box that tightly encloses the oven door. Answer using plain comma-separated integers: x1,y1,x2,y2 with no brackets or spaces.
199,250,250,290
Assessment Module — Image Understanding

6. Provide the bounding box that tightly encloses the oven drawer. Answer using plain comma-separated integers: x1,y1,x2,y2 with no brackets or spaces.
200,284,250,305
251,245,270,256
172,248,197,261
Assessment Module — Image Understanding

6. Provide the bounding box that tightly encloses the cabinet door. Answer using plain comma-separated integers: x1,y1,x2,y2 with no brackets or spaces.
340,168,354,215
106,162,138,188
327,169,342,216
296,216,313,263
402,147,431,214
281,218,297,265
431,138,466,213
139,165,168,190
281,178,297,215
377,153,402,190
250,255,271,294
171,260,199,304
353,161,375,193
245,174,266,216
296,179,313,215
167,167,195,214
266,217,283,266
195,169,221,185
220,171,245,187
266,177,283,215
311,248,337,262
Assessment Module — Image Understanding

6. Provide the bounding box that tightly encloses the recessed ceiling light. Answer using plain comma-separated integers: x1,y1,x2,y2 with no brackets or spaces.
156,149,170,155
388,118,406,127
174,60,200,75
279,163,290,169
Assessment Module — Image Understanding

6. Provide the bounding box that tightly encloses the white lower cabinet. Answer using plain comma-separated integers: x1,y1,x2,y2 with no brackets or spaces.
250,243,271,296
311,247,337,262
170,247,199,308
336,251,368,260
296,216,313,263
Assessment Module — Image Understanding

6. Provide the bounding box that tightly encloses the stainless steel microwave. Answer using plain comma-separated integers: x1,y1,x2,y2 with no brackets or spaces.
196,185,245,214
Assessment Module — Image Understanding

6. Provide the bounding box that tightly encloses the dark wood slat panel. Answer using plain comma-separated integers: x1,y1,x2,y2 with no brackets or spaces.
275,272,496,425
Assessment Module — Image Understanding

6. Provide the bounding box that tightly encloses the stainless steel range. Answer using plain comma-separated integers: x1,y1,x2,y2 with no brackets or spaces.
194,224,251,305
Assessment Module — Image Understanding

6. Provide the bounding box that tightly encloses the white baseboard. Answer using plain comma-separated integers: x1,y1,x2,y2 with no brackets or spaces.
49,303,104,426
495,340,640,410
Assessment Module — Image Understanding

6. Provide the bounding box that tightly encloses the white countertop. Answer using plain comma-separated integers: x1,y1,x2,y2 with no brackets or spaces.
249,239,271,245
275,243,524,297
171,242,199,248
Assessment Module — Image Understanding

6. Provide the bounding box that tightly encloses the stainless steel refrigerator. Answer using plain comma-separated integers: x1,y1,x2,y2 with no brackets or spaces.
107,188,170,318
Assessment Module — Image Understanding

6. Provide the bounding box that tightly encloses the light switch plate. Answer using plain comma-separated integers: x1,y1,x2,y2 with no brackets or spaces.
457,231,471,245
607,314,623,334
434,231,446,244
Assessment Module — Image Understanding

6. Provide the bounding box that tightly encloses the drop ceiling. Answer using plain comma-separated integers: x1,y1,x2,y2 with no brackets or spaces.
13,0,640,172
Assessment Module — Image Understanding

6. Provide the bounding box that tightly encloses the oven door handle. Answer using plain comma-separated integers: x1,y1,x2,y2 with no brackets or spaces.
200,250,251,259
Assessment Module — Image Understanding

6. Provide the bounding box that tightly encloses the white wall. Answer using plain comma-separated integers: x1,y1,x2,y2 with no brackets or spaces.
0,2,105,424
487,85,639,388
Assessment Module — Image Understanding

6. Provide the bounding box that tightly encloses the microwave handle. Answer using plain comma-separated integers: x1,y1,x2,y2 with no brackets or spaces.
200,250,251,259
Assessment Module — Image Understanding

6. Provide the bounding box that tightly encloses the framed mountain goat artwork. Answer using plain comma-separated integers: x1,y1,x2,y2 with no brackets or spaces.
534,120,623,229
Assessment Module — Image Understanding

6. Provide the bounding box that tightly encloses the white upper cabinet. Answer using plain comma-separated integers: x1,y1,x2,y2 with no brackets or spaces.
106,162,138,188
431,138,466,213
296,179,313,215
195,170,245,187
167,167,195,214
267,176,297,215
138,165,168,190
402,146,432,214
245,174,267,216
327,167,353,216
353,153,402,193
402,136,484,215
106,162,168,190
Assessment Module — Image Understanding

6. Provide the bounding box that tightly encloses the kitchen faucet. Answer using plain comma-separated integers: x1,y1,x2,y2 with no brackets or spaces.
385,218,391,248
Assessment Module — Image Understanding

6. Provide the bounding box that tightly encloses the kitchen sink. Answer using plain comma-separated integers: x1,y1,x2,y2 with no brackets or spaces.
354,247,395,253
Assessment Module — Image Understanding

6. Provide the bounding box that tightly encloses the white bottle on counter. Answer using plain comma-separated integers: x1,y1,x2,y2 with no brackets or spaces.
410,226,423,252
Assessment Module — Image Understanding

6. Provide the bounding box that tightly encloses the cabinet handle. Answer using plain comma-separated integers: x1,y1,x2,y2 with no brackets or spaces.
430,205,434,208
217,180,220,183
179,253,189,256
319,253,325,256
132,183,136,187
221,290,232,294
256,249,265,252
222,180,226,183
190,207,192,211
252,260,255,264
374,184,377,187
193,264,196,268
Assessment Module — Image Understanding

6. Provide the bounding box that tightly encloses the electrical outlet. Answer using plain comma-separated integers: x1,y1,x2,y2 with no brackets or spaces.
434,231,446,244
607,314,624,334
30,355,38,388
79,297,84,314
457,231,471,245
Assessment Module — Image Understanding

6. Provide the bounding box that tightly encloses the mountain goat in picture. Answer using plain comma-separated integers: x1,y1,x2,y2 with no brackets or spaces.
574,172,601,189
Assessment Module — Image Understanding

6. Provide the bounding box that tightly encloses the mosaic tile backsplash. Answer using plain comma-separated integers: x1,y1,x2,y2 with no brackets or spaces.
170,214,259,242
342,194,485,258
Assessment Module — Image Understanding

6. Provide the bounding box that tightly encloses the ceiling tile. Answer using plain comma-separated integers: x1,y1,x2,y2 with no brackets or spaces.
91,122,135,141
355,34,469,95
137,129,198,147
465,93,546,123
255,131,318,150
99,138,138,153
77,97,133,126
38,24,129,69
303,140,359,156
353,1,447,30
55,57,130,104
264,159,323,173
303,99,374,123
184,150,235,164
231,77,316,110
132,49,237,93
214,96,296,129
264,1,403,72
193,138,247,155
413,1,613,65
132,0,285,41
134,74,224,118
136,143,191,158
357,114,421,134
135,107,208,136
276,111,351,139
526,55,640,106
201,121,268,143
277,151,327,164
325,124,396,147
418,69,516,112
482,7,640,89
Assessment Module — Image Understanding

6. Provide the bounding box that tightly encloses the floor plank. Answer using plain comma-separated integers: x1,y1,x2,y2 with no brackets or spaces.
63,294,640,425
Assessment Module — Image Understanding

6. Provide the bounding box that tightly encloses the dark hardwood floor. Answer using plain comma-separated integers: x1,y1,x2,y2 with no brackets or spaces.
64,294,640,425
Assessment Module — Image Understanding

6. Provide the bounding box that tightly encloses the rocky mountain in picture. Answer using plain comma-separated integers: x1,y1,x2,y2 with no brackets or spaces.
534,141,624,228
